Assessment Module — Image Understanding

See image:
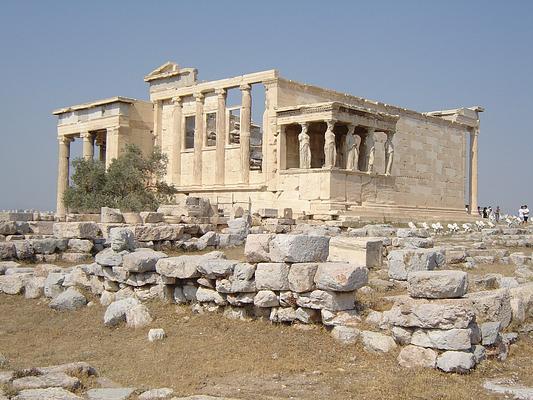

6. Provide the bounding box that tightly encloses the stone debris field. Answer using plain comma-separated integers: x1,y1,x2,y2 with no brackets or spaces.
1,201,533,399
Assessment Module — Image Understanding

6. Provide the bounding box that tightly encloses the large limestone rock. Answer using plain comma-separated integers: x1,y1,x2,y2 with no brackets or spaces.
296,290,355,311
104,297,140,326
0,242,16,260
407,270,468,299
331,326,360,344
465,288,512,328
244,234,274,263
254,290,279,307
31,238,67,254
24,276,46,299
314,263,368,292
53,222,100,239
13,240,34,260
328,237,383,268
67,239,93,253
410,328,472,350
44,272,65,298
101,207,124,223
255,263,290,290
436,351,476,373
388,249,445,280
0,273,30,294
268,234,329,263
11,372,80,391
109,227,135,252
383,296,474,329
397,345,437,368
288,263,317,293
122,250,167,273
133,224,184,241
140,211,164,224
125,303,153,328
95,248,127,267
197,259,238,279
156,252,224,279
138,388,174,400
49,287,87,311
196,286,226,305
85,388,136,400
360,331,397,353
13,388,83,400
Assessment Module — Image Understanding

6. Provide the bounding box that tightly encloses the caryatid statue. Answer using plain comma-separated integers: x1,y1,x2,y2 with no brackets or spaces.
323,120,336,169
298,122,311,169
345,124,359,171
366,128,376,173
384,131,395,176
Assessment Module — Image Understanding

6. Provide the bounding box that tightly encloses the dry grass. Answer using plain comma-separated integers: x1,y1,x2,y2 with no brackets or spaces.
2,295,532,399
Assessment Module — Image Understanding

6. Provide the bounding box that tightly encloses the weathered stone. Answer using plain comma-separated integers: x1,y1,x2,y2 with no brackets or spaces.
483,379,533,399
182,285,198,302
480,321,501,346
53,222,100,239
95,248,127,267
407,270,468,299
12,372,80,391
155,251,224,279
31,238,68,255
410,328,472,350
67,239,93,253
148,328,166,342
436,351,476,373
254,290,279,307
0,242,16,260
122,250,167,273
125,303,152,328
109,227,135,252
397,345,437,368
85,388,136,400
100,290,116,306
13,387,83,400
296,290,355,311
314,262,368,292
270,307,297,323
13,240,34,260
295,307,320,324
269,234,329,263
233,263,255,281
383,296,474,329
0,273,30,294
446,250,467,264
226,292,255,306
196,286,226,305
287,263,317,293
49,287,87,311
255,263,290,290
388,249,445,281
472,345,486,363
197,259,238,279
24,276,46,299
104,297,140,326
360,331,397,353
465,288,512,328
134,224,184,241
391,326,412,345
328,237,383,268
331,325,360,344
244,234,274,263
0,221,17,235
138,388,174,400
140,211,164,224
101,207,124,223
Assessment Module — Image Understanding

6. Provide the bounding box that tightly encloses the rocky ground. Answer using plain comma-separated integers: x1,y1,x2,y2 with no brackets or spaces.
1,294,533,400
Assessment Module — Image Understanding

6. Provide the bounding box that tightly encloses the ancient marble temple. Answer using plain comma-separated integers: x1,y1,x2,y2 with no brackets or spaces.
53,62,482,220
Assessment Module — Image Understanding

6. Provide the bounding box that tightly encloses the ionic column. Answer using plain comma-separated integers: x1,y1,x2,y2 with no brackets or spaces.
240,83,252,184
96,137,106,163
469,128,479,215
56,136,72,218
105,126,120,169
193,92,205,185
278,125,287,170
170,97,183,186
215,88,227,184
81,131,94,160
153,100,162,148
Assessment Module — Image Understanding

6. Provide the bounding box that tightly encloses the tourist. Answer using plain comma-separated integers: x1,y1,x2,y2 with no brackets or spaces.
482,207,488,218
478,206,482,217
521,205,530,224
495,206,501,222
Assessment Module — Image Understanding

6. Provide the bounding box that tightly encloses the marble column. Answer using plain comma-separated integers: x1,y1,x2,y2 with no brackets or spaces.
240,84,252,184
278,125,287,171
215,88,227,185
170,97,183,186
96,137,106,163
366,128,376,173
105,126,120,169
81,132,94,160
56,136,72,218
469,128,479,215
153,100,162,148
193,92,205,185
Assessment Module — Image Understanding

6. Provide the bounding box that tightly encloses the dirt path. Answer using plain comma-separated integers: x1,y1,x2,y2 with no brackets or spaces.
1,294,531,399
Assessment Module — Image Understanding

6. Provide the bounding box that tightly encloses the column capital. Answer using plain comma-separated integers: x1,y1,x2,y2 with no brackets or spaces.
215,88,227,97
299,121,309,132
58,136,73,144
171,96,183,106
194,92,205,102
106,126,121,135
262,79,278,90
239,83,252,91
346,123,356,134
80,131,93,140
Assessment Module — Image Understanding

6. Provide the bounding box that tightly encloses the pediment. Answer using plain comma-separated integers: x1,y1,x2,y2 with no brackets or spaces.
144,62,180,82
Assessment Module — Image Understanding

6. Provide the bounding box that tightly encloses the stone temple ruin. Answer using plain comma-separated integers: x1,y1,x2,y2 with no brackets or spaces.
53,62,483,222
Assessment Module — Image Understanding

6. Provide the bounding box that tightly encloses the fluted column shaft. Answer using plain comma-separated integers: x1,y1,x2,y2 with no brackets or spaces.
56,136,72,218
469,128,479,215
171,97,183,186
215,89,227,184
81,132,94,160
240,84,252,184
193,93,204,185
153,100,162,148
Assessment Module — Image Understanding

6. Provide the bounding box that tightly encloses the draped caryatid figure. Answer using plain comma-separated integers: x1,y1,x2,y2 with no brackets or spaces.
298,122,311,169
384,131,394,175
323,120,336,169
366,128,376,173
345,124,359,171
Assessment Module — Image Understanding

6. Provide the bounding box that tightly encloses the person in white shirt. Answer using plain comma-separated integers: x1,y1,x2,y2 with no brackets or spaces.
522,205,530,224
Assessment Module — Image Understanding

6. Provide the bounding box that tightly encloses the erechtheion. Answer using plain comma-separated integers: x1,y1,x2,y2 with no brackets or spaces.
53,62,483,221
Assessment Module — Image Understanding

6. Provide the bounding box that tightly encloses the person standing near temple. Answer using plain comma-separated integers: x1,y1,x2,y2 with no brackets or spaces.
495,206,501,223
521,205,530,224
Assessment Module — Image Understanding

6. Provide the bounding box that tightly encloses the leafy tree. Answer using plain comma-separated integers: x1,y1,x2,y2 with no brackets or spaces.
64,145,177,212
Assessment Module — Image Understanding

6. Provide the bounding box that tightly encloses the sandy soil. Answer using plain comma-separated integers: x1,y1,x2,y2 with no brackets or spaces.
1,294,532,399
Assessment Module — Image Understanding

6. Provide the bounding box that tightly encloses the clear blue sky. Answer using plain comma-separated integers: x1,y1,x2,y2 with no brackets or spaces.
0,1,531,214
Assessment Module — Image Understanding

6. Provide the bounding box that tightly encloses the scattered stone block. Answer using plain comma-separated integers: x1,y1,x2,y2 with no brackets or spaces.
156,252,224,279
11,372,80,391
101,207,124,223
314,263,368,292
288,263,317,293
13,388,83,400
254,290,279,307
465,288,512,328
331,325,360,344
140,211,164,224
49,287,87,311
407,270,468,299
328,237,383,268
397,345,437,368
410,328,472,350
387,249,445,280
109,227,136,252
361,331,397,353
268,234,330,263
255,263,290,290
53,222,100,239
138,388,174,400
104,297,140,326
296,290,355,311
85,388,136,400
122,250,167,273
480,321,501,346
436,350,476,373
244,234,274,263
125,303,152,328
